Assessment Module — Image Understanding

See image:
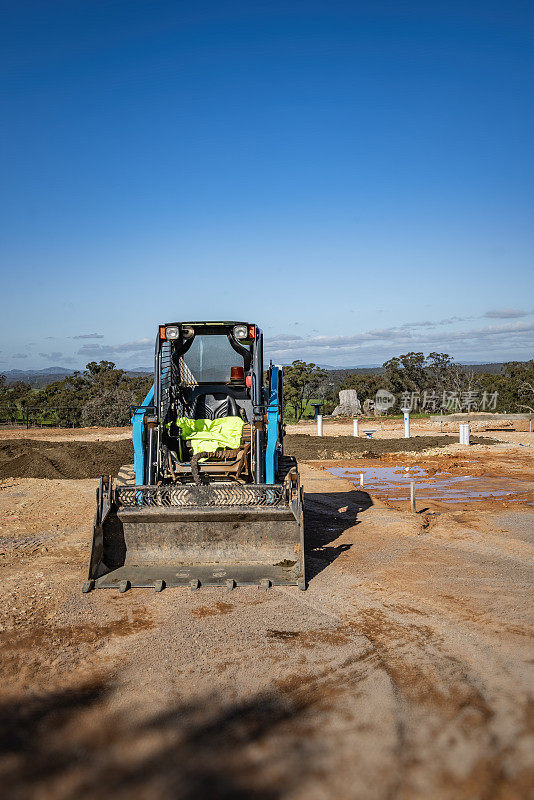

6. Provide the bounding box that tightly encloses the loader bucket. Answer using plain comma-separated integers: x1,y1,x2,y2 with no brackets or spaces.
85,478,305,591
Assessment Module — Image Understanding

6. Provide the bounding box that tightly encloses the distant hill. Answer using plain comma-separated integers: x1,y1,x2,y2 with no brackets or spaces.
125,367,152,375
2,367,75,387
1,366,152,387
4,367,73,377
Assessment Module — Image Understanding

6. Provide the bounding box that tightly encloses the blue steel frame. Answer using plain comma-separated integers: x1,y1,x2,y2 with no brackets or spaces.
132,384,155,484
265,365,282,484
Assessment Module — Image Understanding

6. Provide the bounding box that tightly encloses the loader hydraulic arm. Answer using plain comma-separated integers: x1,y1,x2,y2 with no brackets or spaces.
132,384,155,485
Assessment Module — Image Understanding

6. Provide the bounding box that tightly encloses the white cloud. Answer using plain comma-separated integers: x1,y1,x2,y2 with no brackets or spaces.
268,333,304,343
483,308,530,319
401,320,434,329
399,316,478,330
77,338,152,357
437,315,475,325
72,333,105,340
12,353,28,359
38,351,77,364
401,312,532,329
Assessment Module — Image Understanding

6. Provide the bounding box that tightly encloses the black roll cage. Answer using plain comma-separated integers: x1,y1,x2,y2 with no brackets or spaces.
153,321,265,483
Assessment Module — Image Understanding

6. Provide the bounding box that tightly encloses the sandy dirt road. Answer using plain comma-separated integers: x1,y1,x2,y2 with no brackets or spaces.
0,426,132,443
0,459,533,799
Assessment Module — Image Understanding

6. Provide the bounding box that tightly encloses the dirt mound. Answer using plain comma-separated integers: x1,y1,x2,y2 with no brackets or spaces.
284,434,493,459
0,439,134,479
0,435,495,479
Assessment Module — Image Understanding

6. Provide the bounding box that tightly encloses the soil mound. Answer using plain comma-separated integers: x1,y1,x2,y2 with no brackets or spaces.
0,434,495,479
0,440,134,479
284,434,493,459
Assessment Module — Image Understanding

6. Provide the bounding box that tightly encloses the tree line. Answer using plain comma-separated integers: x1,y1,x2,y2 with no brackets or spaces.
1,354,533,427
0,361,152,427
282,353,534,421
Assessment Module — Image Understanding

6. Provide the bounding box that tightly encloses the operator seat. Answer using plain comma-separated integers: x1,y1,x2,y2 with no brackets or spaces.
191,391,239,420
171,390,252,479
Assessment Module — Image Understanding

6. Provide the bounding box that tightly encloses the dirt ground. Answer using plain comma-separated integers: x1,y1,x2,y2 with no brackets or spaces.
0,426,132,442
0,426,533,799
0,439,134,479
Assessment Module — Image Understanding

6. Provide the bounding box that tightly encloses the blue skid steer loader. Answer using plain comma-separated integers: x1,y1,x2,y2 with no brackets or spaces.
84,321,305,592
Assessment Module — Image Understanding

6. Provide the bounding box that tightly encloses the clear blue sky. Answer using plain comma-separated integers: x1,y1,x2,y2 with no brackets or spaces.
1,0,533,370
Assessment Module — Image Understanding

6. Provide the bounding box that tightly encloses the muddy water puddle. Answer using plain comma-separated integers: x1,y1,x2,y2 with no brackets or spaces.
329,465,534,503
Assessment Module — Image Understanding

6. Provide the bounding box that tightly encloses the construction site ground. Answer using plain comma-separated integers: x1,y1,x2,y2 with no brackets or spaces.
0,420,532,799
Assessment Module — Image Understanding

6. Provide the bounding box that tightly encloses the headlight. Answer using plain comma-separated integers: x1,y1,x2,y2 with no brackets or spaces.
181,325,194,339
165,326,180,340
233,324,248,340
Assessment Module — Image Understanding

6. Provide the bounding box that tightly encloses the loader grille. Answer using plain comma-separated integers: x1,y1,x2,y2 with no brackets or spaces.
115,484,285,508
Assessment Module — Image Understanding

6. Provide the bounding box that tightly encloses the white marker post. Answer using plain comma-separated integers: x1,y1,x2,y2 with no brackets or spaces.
317,414,323,437
459,422,470,445
360,473,364,488
403,410,410,439
353,418,359,437
410,481,416,512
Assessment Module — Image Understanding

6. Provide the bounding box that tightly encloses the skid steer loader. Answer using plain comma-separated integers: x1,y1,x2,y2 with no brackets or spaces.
83,321,305,592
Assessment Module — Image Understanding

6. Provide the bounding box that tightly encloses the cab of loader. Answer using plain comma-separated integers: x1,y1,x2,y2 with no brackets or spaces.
132,321,284,487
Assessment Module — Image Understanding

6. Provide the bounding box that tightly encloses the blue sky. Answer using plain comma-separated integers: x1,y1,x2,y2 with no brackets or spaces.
1,0,533,371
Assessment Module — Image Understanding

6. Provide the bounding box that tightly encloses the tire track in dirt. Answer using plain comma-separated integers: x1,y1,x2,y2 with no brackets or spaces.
297,464,534,799
283,581,530,800
350,608,499,799
275,585,410,799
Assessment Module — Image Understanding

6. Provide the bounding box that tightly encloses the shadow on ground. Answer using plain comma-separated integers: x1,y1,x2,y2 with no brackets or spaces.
304,488,373,581
0,679,324,800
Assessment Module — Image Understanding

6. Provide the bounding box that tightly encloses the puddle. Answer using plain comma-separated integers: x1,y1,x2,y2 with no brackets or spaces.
329,466,534,503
